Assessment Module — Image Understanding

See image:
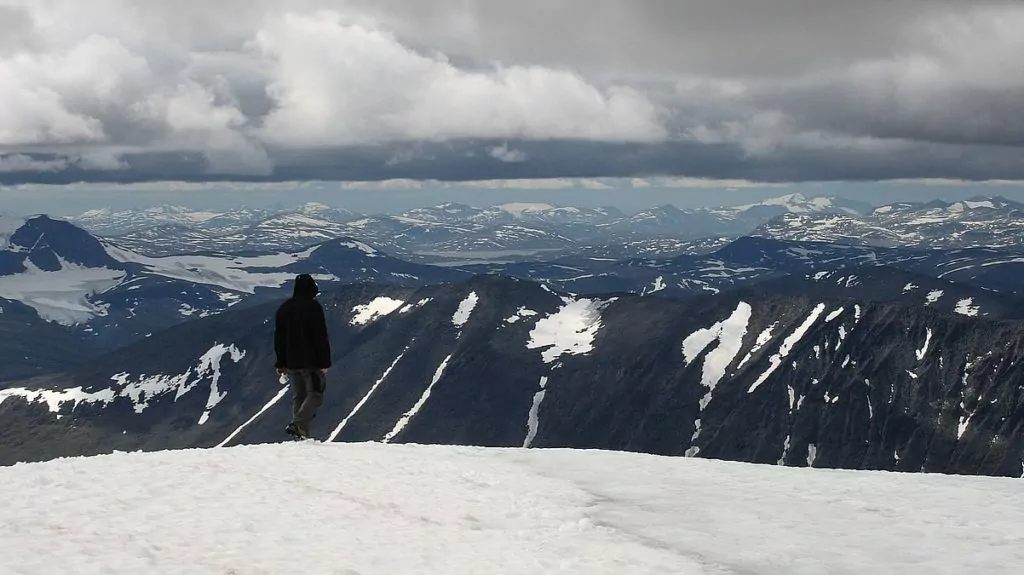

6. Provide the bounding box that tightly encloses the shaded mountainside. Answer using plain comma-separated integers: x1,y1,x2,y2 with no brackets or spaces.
2,276,1024,477
0,298,94,384
761,267,1024,320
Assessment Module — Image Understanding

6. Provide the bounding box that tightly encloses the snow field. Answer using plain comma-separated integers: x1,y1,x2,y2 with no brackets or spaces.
527,297,615,363
0,258,125,324
3,443,1022,574
350,297,406,326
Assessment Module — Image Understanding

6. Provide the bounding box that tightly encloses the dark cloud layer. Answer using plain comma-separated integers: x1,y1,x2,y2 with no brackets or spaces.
0,0,1021,185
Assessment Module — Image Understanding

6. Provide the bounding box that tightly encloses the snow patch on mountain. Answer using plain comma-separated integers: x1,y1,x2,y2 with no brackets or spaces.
339,240,381,257
330,348,410,442
398,298,432,314
0,258,124,325
452,292,480,328
682,302,753,457
196,344,247,425
523,376,549,448
916,329,933,362
955,298,981,317
351,297,406,326
0,386,116,415
645,276,667,294
217,377,290,448
528,297,616,363
748,304,827,394
1,344,245,420
385,355,453,443
506,307,539,324
738,322,777,369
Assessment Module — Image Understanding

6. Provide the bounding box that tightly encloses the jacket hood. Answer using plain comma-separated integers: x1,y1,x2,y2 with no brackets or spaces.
292,274,319,299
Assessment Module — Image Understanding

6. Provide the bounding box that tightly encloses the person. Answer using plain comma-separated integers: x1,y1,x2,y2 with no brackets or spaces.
274,274,332,440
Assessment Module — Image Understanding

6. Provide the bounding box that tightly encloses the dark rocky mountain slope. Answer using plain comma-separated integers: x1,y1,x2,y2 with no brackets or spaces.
2,276,1024,478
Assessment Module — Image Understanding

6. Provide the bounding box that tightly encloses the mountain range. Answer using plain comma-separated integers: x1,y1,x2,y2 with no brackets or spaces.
71,193,874,261
0,215,465,355
756,196,1024,249
3,276,1024,479
2,193,1024,477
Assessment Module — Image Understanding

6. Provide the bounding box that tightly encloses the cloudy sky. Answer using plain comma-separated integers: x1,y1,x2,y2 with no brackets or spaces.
1,0,1023,188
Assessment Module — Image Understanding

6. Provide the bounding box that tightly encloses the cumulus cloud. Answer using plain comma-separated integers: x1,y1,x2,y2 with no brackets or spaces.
0,0,1021,183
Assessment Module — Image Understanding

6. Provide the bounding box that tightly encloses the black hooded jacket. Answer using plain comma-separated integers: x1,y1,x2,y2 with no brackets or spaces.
274,274,332,370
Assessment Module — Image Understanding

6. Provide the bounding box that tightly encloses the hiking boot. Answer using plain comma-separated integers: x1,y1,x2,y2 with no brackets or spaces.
293,422,311,440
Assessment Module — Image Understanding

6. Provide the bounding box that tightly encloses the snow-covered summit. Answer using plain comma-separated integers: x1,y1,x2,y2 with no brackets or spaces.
762,195,1024,249
75,205,221,235
2,442,1021,574
495,202,557,216
725,193,869,216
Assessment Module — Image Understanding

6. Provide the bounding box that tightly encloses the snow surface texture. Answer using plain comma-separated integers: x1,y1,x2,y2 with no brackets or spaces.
2,443,1022,574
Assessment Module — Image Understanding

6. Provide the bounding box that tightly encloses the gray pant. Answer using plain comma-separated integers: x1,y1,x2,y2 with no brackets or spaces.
288,369,325,434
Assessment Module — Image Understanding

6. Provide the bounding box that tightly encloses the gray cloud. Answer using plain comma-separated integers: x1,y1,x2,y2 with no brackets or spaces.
0,0,1021,184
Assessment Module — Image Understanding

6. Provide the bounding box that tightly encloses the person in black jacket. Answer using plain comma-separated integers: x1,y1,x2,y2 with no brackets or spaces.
275,274,332,439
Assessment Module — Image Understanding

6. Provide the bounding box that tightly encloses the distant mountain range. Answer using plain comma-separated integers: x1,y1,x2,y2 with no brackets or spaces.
68,193,876,261
0,215,466,355
3,277,1024,479
4,192,1024,477
756,196,1024,249
3,208,1023,376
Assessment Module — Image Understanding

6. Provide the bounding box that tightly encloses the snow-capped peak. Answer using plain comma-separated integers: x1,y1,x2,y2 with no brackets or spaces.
297,202,334,214
496,203,557,216
734,193,827,214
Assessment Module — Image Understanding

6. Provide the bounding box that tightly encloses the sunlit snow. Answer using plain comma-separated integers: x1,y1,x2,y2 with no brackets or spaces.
0,258,124,325
350,297,406,326
384,355,453,443
527,297,615,363
104,243,334,294
329,348,409,442
5,443,1022,574
1,344,245,420
452,291,480,328
737,322,776,369
523,376,549,448
505,306,539,324
682,302,752,457
955,298,981,317
916,328,933,362
748,304,827,394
